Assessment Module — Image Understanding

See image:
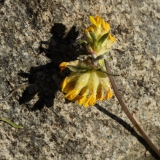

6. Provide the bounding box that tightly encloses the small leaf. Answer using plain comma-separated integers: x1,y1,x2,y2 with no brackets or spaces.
0,118,23,129
98,33,108,46
89,32,96,41
79,40,88,44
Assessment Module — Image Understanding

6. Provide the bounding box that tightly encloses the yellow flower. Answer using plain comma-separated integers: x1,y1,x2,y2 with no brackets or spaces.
88,16,110,33
59,16,116,107
84,16,116,57
60,62,113,107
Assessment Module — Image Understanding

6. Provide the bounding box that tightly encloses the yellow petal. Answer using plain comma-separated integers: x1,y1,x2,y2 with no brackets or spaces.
101,19,106,30
63,81,75,93
61,73,77,92
88,70,99,93
104,23,110,32
65,89,79,100
86,93,96,106
61,77,68,91
79,86,89,96
59,62,68,72
96,85,104,100
74,72,90,90
100,77,110,91
77,96,87,105
73,86,88,104
106,88,113,100
108,33,116,43
95,16,101,26
85,26,95,33
90,16,98,27
85,28,88,32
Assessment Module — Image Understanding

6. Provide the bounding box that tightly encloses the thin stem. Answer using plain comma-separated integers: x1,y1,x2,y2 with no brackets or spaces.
104,59,160,157
0,118,23,129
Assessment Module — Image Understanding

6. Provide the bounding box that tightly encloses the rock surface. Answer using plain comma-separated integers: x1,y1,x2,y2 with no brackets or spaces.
0,0,160,159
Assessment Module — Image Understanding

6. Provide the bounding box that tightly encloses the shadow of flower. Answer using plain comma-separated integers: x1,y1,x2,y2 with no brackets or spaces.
0,0,5,4
18,23,79,110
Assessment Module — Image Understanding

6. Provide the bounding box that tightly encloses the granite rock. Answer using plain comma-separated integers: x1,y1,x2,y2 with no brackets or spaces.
0,0,160,159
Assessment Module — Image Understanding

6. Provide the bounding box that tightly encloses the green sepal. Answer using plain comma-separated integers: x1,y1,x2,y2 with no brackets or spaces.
67,65,89,73
98,33,108,46
0,118,23,129
67,64,119,76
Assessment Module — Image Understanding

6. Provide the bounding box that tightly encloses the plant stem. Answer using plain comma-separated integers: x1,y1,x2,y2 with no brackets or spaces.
104,59,160,157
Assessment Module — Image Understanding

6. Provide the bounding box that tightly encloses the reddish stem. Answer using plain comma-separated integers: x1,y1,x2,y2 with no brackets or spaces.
104,59,160,157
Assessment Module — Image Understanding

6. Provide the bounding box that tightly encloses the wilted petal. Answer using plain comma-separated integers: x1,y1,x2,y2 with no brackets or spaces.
59,62,68,72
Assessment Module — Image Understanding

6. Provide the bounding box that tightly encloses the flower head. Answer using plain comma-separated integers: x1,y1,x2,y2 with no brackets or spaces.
85,16,110,33
84,16,116,57
59,60,113,107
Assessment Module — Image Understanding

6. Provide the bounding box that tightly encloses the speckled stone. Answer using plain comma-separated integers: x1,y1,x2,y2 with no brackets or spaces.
0,0,159,159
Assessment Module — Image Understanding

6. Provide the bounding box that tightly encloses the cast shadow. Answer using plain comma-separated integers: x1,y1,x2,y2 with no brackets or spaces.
18,23,79,110
0,0,5,9
0,0,5,4
95,104,160,159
